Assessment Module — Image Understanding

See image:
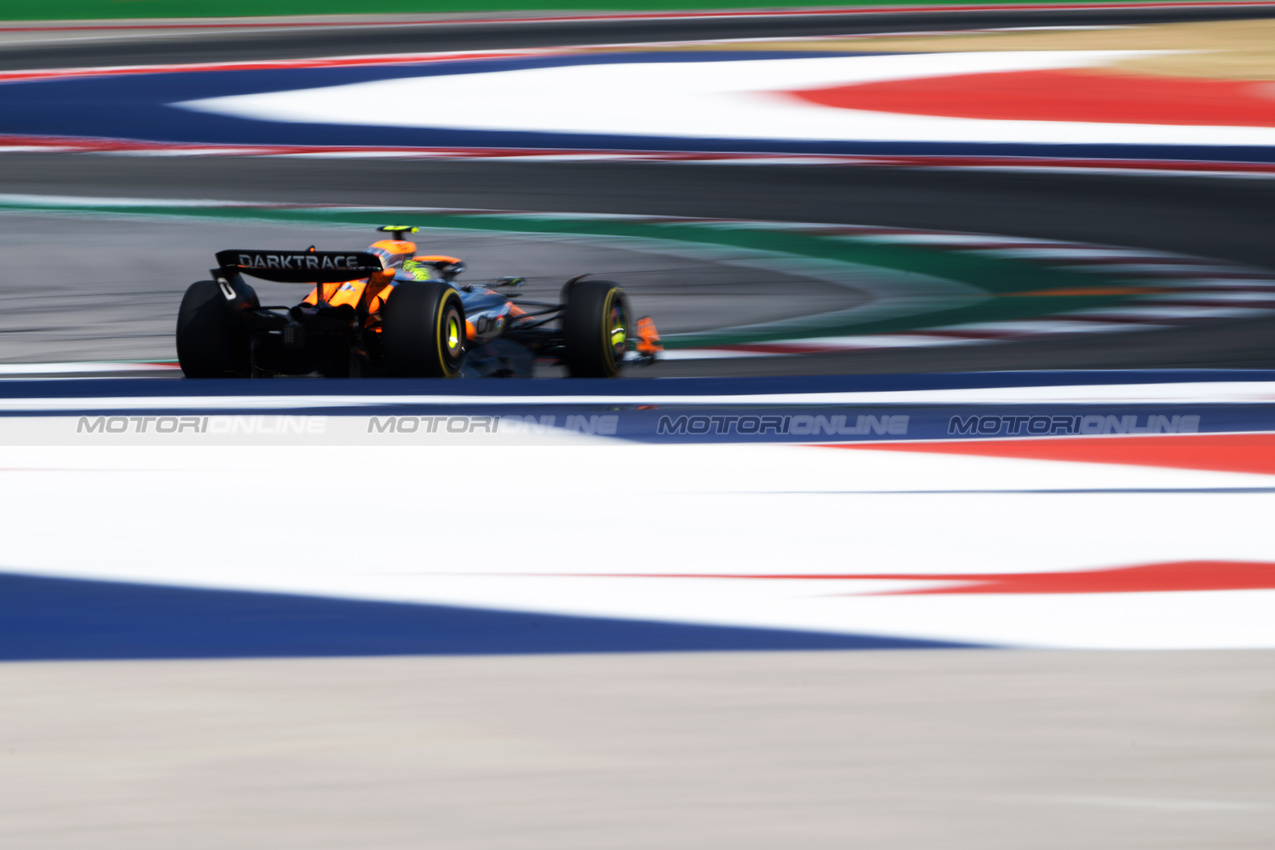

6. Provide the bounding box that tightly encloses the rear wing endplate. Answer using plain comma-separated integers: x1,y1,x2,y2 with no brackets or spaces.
215,250,384,283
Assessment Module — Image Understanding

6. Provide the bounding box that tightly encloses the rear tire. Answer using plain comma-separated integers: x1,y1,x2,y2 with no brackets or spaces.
176,280,252,378
381,282,466,378
562,280,628,378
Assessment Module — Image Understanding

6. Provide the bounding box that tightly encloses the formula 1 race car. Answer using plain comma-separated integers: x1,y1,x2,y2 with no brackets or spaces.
176,226,662,378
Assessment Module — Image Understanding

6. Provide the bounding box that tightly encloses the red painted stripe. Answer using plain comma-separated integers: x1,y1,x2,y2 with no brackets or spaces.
793,68,1275,127
557,561,1275,595
827,433,1275,475
896,561,1275,595
5,3,1274,33
0,50,532,83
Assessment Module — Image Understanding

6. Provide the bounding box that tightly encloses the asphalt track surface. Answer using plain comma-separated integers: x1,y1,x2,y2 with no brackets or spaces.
0,214,866,362
7,155,1275,374
5,5,1275,374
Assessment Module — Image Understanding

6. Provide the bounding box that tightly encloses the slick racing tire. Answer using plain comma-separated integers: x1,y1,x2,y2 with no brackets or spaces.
176,279,254,378
562,280,629,378
382,281,465,378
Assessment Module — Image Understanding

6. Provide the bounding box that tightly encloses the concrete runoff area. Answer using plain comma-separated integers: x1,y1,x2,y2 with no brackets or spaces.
0,650,1272,848
0,214,865,363
715,18,1275,80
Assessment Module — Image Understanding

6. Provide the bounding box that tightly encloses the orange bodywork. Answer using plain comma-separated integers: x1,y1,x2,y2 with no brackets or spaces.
636,315,663,354
302,275,398,318
302,240,420,314
303,278,368,308
296,245,477,335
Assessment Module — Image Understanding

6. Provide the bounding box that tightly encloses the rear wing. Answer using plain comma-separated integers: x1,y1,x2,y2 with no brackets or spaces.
214,250,384,283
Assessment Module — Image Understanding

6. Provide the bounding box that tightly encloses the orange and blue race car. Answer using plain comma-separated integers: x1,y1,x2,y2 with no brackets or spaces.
176,226,662,378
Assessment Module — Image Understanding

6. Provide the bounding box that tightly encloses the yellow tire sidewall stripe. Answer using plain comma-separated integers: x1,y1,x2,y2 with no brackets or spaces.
602,288,619,374
435,290,461,377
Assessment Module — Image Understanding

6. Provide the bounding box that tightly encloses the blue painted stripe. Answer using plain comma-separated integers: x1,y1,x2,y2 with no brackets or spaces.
31,404,1271,440
0,371,1273,402
5,376,1275,441
0,52,1271,163
0,572,975,660
0,51,858,147
600,405,1274,442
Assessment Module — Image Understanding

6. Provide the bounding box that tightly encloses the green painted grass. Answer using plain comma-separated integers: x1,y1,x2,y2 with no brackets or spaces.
3,0,1184,23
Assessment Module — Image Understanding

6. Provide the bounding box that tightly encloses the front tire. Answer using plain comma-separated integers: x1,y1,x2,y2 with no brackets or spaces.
381,282,466,378
562,280,628,378
176,280,252,378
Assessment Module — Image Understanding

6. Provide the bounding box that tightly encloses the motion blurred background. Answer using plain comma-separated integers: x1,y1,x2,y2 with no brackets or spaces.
1,2,1273,848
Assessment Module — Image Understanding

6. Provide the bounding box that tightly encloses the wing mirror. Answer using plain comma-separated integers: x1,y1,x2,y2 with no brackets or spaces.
439,260,466,281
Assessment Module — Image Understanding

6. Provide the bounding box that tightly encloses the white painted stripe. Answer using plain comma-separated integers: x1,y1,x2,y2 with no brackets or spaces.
646,349,775,361
0,146,80,153
186,49,1275,150
1138,292,1275,305
1072,306,1275,320
924,320,1159,335
851,233,1060,247
978,248,1186,261
3,381,1275,410
1152,279,1275,290
4,442,1275,649
756,334,984,350
0,193,281,208
0,362,178,375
